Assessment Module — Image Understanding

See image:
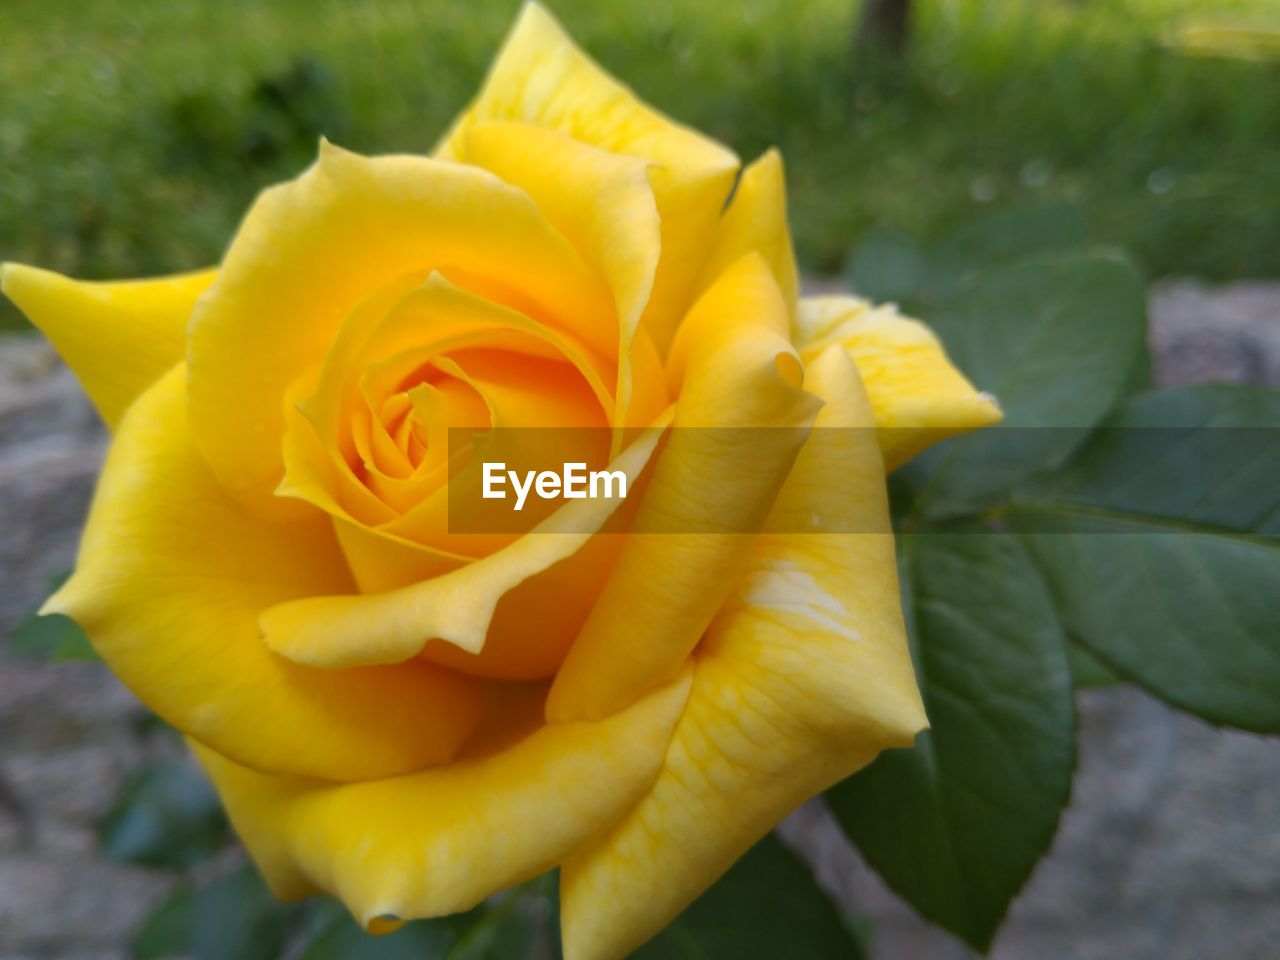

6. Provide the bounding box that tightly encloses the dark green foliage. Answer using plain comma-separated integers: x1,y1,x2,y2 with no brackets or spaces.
162,56,349,175
829,532,1075,951
298,898,537,960
897,249,1148,519
133,864,289,960
632,834,864,959
7,611,96,661
1012,385,1280,731
101,761,230,868
834,207,1280,952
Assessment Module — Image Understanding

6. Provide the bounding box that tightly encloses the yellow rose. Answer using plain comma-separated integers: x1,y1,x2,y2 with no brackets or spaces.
2,5,1000,958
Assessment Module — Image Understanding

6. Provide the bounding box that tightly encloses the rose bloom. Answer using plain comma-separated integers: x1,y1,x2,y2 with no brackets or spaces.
3,5,999,958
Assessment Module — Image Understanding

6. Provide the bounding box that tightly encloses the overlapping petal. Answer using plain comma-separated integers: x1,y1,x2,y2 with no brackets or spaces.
797,295,1003,468
437,2,739,352
547,254,821,722
698,149,799,317
190,667,693,928
280,271,616,534
560,346,926,960
188,141,613,514
0,263,215,429
255,192,671,679
462,122,663,423
260,419,665,668
44,367,484,781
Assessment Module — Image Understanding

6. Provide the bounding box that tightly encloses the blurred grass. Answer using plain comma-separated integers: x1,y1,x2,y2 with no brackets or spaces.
1,0,1278,331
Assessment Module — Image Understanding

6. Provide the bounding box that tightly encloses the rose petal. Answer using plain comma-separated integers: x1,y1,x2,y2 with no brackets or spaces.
546,254,821,722
44,366,484,781
281,271,615,532
437,2,739,352
260,418,667,667
463,122,664,426
188,141,613,514
798,296,1004,469
0,263,215,429
190,666,693,928
697,149,799,318
560,346,926,960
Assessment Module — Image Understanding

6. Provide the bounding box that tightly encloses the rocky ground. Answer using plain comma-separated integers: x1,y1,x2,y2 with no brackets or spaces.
1,278,1278,959
0,342,171,958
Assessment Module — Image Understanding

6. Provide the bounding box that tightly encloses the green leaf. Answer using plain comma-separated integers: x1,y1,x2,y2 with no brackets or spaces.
449,900,538,960
828,531,1075,952
8,612,97,661
132,887,195,960
631,832,862,959
8,571,98,662
133,864,288,960
845,226,929,303
1013,384,1280,534
846,201,1090,308
926,199,1089,300
900,251,1148,520
297,898,536,960
1011,384,1280,731
190,864,289,960
299,912,460,960
101,760,229,868
1065,640,1120,688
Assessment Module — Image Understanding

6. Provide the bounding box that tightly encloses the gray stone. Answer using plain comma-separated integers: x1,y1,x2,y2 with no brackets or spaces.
0,661,144,751
1148,279,1280,388
1,747,121,826
0,856,170,954
782,688,1280,960
0,337,105,635
0,336,166,957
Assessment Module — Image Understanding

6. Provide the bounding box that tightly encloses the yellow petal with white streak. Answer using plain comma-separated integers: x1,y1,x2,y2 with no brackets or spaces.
547,254,820,722
560,346,926,960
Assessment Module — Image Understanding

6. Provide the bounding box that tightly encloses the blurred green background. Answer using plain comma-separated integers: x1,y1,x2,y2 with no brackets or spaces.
2,0,1278,331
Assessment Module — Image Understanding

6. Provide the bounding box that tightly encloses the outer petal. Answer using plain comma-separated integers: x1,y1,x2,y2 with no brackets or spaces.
797,296,1003,469
191,667,693,927
560,346,926,960
188,141,612,513
546,255,821,722
45,367,484,781
438,2,739,352
697,149,799,317
0,263,215,429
